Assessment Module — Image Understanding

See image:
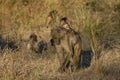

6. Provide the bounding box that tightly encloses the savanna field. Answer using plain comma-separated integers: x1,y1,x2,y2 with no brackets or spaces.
0,0,120,80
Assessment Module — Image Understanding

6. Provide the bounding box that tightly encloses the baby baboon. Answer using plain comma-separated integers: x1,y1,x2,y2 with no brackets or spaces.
27,33,37,51
27,33,47,54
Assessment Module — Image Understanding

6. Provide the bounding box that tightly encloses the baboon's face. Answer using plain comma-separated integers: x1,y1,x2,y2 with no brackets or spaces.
51,28,60,45
29,34,37,42
27,34,37,50
51,28,66,45
51,28,66,39
51,28,60,39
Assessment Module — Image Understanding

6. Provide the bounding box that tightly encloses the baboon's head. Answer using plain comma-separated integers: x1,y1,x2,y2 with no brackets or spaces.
29,33,37,42
51,28,60,45
46,10,58,27
49,10,58,18
60,17,67,26
51,27,66,45
27,33,37,50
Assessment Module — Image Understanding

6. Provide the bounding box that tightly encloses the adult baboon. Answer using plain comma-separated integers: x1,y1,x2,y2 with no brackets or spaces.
51,26,82,72
27,33,47,53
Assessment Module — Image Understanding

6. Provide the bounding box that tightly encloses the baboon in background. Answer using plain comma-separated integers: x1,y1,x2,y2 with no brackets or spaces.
27,33,47,54
51,22,82,72
27,33,37,52
46,10,59,28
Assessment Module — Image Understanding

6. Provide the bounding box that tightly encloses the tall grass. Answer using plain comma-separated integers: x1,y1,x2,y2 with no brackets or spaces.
0,0,120,80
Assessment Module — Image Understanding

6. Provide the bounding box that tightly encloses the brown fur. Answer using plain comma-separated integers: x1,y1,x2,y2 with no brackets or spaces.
51,27,82,72
27,33,47,54
27,33,38,52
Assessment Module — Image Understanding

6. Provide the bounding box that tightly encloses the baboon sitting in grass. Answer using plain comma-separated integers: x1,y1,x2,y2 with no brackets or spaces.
51,17,82,72
27,33,47,54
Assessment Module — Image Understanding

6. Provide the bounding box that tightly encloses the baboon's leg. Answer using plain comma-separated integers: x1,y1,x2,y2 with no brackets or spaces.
61,44,74,72
61,52,72,71
56,46,65,72
72,43,81,71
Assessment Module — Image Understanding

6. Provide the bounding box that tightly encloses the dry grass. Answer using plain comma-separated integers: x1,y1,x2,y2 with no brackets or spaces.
0,48,119,80
0,0,120,80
